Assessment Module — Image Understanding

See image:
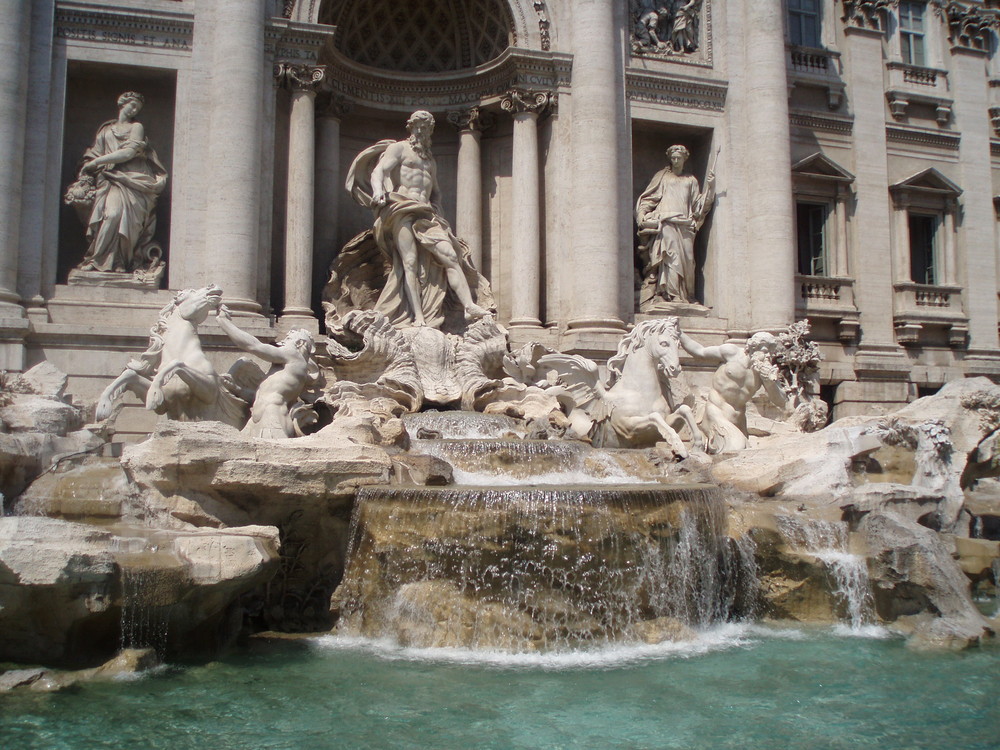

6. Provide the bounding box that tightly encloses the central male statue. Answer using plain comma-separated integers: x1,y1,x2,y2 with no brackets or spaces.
346,110,490,329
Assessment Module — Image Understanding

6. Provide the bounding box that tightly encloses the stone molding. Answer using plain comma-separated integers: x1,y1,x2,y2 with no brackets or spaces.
321,46,571,111
500,89,553,116
625,69,727,111
886,125,961,151
273,63,326,92
789,111,854,135
447,106,495,133
265,18,335,63
54,1,193,54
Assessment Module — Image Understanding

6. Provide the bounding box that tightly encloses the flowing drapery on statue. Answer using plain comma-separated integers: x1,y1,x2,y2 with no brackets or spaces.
635,144,715,305
343,111,492,331
64,92,168,288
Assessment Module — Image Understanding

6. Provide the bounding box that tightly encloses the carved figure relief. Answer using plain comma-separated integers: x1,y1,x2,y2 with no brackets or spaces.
631,0,704,56
635,144,717,308
64,92,168,289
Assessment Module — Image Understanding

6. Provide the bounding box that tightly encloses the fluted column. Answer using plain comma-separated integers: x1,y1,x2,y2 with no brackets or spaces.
203,0,267,313
277,64,325,328
744,1,795,331
0,0,30,311
568,0,626,334
502,90,550,328
315,94,350,301
447,106,492,272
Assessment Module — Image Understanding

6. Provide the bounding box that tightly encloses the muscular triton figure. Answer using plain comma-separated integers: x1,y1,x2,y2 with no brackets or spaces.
678,330,788,453
347,110,490,328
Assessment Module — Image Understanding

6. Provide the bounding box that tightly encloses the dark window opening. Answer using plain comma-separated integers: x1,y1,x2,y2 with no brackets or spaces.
796,201,828,276
908,213,937,285
788,0,822,48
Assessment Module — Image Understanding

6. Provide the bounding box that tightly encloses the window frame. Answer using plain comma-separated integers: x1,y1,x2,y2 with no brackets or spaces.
788,0,822,49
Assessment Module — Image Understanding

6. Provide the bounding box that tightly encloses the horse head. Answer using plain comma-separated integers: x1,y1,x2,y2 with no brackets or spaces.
173,284,223,324
643,317,682,379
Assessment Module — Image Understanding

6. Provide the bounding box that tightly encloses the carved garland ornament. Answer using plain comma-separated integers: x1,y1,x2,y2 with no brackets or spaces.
937,1,1000,50
500,89,554,115
840,0,894,31
273,63,326,91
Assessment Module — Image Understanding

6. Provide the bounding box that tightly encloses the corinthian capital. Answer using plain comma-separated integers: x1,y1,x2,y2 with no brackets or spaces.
500,89,554,116
273,63,326,92
447,106,495,133
840,0,894,32
939,1,999,50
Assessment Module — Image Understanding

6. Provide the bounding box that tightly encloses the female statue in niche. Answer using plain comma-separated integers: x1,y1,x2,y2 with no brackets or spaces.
635,144,716,307
64,91,168,288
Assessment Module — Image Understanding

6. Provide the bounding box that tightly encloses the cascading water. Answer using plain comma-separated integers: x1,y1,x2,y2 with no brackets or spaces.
776,516,876,630
113,537,182,655
333,483,759,652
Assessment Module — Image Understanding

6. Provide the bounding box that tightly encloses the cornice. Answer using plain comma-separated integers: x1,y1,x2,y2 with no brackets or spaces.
886,124,961,150
789,111,855,134
266,18,335,62
54,1,193,51
625,69,727,112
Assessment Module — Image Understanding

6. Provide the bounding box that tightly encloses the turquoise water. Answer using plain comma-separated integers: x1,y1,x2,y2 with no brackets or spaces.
2,624,998,750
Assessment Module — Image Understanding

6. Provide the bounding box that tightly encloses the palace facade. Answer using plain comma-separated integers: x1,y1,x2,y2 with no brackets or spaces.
2,0,1000,435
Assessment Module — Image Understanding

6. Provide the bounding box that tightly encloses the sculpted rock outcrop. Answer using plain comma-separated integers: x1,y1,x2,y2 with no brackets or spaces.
0,516,278,666
859,510,994,650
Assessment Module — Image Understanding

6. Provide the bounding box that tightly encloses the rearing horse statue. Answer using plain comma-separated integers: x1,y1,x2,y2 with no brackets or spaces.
96,284,251,427
538,317,701,457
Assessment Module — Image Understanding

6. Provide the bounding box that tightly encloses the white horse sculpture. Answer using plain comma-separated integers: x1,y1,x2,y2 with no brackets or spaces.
538,317,701,457
96,284,252,426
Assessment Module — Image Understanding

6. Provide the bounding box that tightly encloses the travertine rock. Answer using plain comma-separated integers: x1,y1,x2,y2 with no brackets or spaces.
0,516,278,666
1,394,82,435
859,510,993,650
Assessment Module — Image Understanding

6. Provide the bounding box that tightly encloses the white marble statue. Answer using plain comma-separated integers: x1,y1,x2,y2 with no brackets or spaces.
537,318,702,457
216,309,320,439
678,330,789,453
635,144,716,306
64,92,168,288
345,110,491,329
95,285,249,427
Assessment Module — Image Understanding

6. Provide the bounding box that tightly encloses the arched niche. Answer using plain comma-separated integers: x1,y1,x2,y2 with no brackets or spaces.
286,0,549,54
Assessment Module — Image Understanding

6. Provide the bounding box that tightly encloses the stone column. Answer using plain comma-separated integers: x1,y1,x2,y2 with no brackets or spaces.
842,17,897,348
0,0,30,312
203,0,267,314
315,94,350,303
567,0,627,335
447,107,492,272
502,91,550,329
276,64,325,330
744,1,795,332
950,40,999,349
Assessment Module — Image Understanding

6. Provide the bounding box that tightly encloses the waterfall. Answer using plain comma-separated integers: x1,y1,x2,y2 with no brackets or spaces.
777,516,876,630
120,565,172,654
334,484,759,651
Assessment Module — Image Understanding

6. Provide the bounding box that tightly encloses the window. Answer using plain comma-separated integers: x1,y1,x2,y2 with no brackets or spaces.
908,213,937,284
899,1,926,67
796,202,828,276
788,0,821,48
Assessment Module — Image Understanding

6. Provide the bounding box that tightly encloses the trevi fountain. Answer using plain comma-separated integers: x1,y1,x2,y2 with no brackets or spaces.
2,2,1000,745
